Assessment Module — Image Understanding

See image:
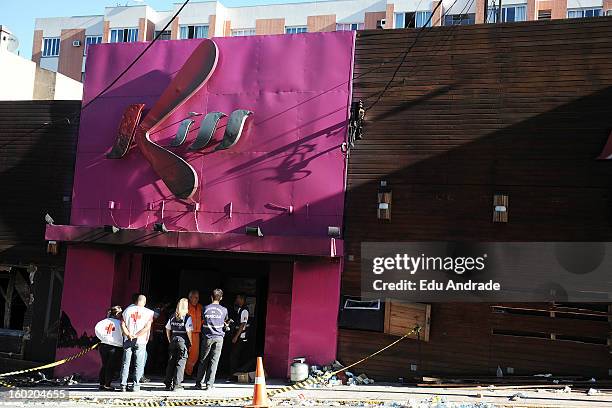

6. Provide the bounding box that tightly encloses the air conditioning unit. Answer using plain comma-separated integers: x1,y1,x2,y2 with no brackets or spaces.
380,18,387,27
72,40,81,47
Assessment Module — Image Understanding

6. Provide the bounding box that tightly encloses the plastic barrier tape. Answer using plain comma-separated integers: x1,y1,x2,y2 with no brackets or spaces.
1,326,421,407
67,327,422,407
0,343,99,378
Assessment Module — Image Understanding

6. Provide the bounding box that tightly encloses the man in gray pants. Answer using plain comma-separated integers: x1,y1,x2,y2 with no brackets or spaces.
194,289,228,390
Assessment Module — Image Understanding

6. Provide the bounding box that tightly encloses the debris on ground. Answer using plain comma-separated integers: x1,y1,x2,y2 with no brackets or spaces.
554,385,572,393
310,360,376,388
587,388,599,396
508,392,526,401
276,397,499,407
1,372,79,388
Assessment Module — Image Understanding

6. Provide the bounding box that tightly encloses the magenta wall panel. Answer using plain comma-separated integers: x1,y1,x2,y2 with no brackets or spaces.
288,259,342,369
55,247,115,378
73,32,355,239
263,262,293,377
110,252,142,307
58,32,354,379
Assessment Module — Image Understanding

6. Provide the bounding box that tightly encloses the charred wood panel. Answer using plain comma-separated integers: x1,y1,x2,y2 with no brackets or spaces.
341,17,612,379
0,100,80,363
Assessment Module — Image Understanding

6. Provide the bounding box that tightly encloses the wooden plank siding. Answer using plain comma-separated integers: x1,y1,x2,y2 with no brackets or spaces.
0,101,81,363
340,17,612,379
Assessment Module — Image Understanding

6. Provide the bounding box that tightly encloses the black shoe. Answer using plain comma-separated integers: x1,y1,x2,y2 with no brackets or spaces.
164,383,172,391
120,386,127,392
104,385,116,391
193,383,202,390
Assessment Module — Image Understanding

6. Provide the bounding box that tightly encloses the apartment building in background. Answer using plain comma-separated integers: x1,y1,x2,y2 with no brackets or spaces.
33,0,612,82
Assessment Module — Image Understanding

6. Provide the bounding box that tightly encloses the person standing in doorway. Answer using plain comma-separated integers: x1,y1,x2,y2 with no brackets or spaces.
120,295,154,392
185,290,202,377
230,294,249,376
94,305,123,391
194,289,228,390
164,298,193,391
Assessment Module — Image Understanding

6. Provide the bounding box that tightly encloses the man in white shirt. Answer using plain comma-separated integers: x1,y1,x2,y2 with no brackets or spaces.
119,295,154,392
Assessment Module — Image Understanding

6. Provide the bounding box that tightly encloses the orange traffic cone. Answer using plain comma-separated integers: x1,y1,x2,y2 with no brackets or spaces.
244,357,271,408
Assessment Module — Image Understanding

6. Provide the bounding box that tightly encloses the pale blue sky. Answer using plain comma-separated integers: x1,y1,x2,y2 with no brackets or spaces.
3,0,314,59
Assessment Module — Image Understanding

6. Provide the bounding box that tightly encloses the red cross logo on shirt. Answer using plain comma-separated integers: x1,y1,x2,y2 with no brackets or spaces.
131,311,141,322
105,323,115,335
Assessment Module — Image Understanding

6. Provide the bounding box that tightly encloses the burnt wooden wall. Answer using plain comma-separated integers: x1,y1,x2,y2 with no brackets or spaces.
0,100,80,363
340,17,612,379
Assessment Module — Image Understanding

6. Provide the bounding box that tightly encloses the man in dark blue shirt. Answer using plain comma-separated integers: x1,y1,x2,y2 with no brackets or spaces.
194,289,228,390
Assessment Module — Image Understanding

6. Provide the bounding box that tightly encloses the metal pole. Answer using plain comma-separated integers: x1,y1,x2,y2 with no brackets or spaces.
497,0,502,23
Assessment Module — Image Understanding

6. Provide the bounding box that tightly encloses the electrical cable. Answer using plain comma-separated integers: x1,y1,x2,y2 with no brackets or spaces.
361,0,476,106
364,0,476,112
80,0,193,112
364,0,445,112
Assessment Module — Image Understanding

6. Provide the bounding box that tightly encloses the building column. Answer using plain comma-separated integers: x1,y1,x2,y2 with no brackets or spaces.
208,15,216,38
476,0,486,23
286,259,342,376
255,18,286,35
58,28,86,82
32,30,43,64
146,19,155,41
551,0,568,19
385,4,395,29
102,21,110,43
432,0,444,26
54,247,116,378
604,0,612,13
307,15,336,32
171,17,180,40
365,11,387,29
527,0,537,20
263,263,293,377
138,18,146,41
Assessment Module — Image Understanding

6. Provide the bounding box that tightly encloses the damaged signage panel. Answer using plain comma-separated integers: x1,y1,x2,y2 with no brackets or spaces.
49,32,356,379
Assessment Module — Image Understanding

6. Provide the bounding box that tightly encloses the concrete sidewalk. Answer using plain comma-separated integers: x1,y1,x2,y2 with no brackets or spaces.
1,379,611,407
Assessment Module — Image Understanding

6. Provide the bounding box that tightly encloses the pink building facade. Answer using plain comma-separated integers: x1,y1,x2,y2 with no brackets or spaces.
46,32,355,378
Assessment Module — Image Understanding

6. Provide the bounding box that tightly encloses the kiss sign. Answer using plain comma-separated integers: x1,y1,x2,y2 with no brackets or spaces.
106,39,253,199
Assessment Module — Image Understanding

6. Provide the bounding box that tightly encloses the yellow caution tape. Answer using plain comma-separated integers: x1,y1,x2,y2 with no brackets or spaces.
66,326,421,407
1,326,421,407
0,343,99,378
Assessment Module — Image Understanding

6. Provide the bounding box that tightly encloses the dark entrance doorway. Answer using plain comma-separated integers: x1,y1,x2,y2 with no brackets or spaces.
141,253,269,378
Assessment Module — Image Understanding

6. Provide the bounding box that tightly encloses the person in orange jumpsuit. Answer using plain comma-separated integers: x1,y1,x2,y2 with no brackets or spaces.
185,289,202,376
